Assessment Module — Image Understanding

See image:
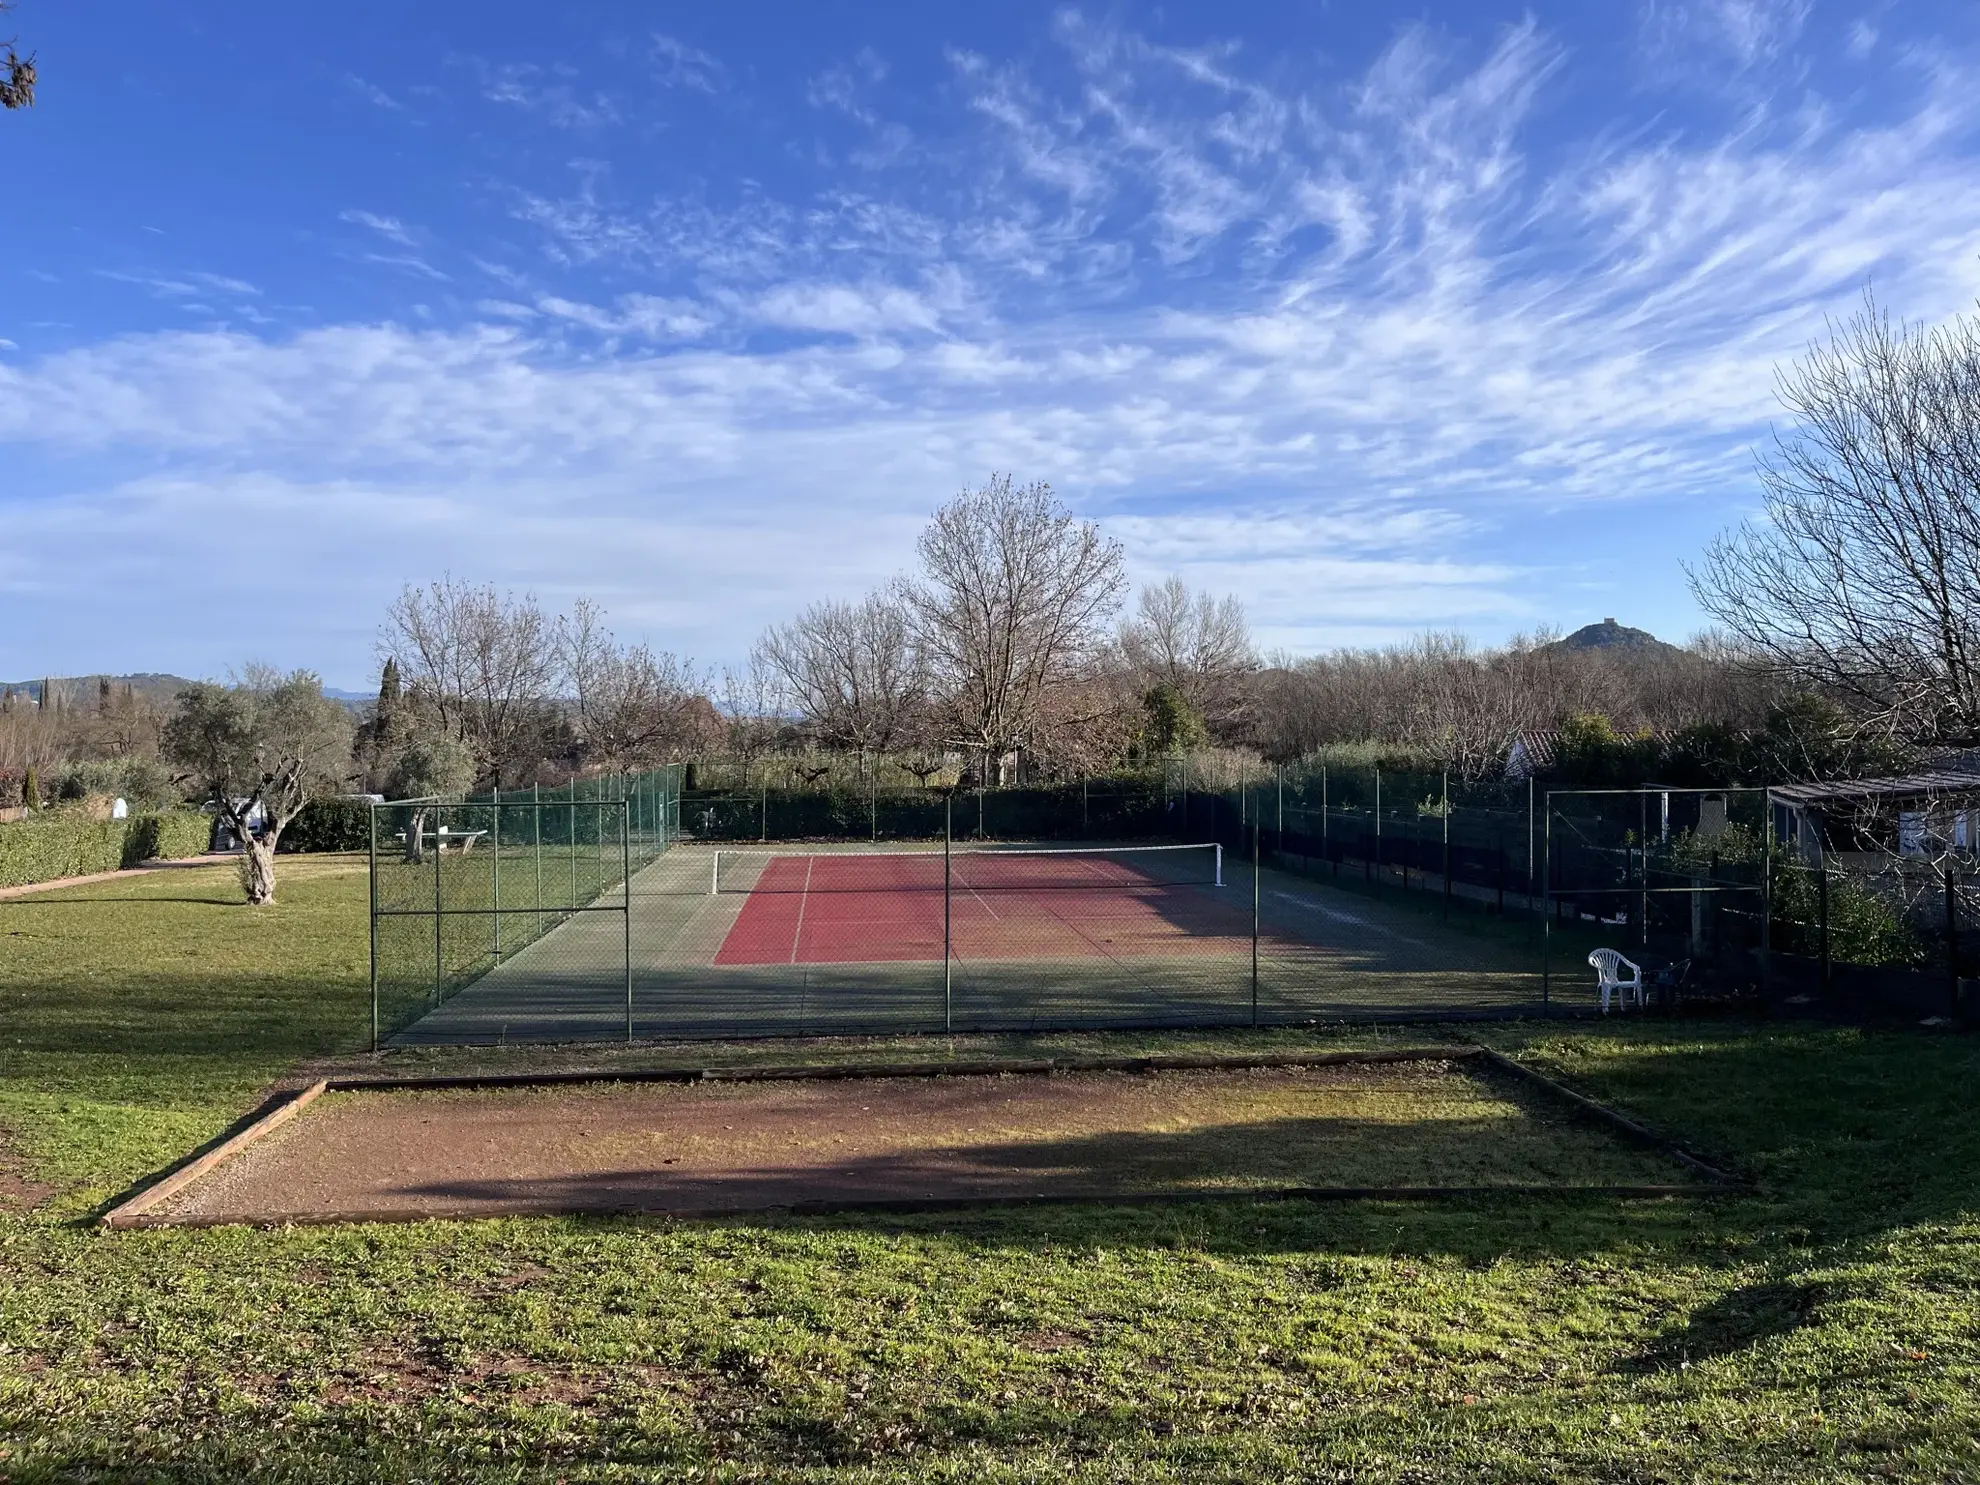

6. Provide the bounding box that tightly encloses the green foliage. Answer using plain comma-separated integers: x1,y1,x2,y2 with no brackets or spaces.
161,672,355,835
1552,710,1662,788
0,809,211,887
1667,824,1924,967
1141,682,1206,753
45,755,183,812
1664,693,1914,786
383,731,476,801
281,796,374,854
1775,863,1927,967
122,810,215,865
20,762,37,809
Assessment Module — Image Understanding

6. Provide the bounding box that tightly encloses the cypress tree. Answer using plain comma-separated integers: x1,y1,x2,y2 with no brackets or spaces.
376,657,402,743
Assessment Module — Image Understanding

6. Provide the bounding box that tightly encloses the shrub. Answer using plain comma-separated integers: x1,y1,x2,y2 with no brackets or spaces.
280,796,374,854
48,756,183,812
0,810,212,888
120,811,214,867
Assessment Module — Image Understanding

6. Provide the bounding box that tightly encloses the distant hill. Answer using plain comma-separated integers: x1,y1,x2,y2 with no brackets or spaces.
1545,619,1682,656
0,674,372,706
0,673,199,706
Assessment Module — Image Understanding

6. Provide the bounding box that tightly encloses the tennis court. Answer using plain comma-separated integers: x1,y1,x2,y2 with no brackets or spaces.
388,840,1554,1046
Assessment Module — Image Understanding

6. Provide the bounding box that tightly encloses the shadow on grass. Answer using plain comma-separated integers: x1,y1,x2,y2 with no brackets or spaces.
1622,1277,1835,1373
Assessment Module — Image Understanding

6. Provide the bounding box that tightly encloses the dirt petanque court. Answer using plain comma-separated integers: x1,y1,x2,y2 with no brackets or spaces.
108,1051,1723,1228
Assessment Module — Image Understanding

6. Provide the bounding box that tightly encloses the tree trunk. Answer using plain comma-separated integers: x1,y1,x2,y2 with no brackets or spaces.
242,836,278,906
405,807,428,865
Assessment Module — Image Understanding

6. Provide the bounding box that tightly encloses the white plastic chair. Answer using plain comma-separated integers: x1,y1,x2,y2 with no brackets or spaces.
1588,948,1644,1013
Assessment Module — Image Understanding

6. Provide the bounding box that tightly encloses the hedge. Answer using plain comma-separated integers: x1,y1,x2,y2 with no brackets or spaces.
0,810,214,890
280,796,374,854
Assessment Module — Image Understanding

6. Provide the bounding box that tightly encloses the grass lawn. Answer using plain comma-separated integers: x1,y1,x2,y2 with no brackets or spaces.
1,857,1978,1481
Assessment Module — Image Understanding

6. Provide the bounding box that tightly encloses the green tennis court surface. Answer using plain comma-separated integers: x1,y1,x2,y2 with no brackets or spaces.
390,844,1551,1045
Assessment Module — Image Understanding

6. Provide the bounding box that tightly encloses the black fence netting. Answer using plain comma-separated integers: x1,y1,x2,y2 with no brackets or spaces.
366,763,1980,1049
679,778,1169,844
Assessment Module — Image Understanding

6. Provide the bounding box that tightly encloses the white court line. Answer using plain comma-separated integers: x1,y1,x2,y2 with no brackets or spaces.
789,856,816,965
1269,889,1428,948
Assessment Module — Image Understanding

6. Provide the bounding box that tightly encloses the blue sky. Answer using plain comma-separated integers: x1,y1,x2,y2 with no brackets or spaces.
5,0,1980,688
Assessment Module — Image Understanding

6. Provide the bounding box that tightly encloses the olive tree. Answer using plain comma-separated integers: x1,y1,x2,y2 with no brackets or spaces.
384,731,477,865
161,670,354,905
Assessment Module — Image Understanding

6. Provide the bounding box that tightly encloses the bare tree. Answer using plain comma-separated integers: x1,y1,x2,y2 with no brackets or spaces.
1119,577,1256,737
901,474,1128,783
1,3,34,110
1249,628,1754,778
718,655,788,786
755,593,924,772
381,579,562,787
561,599,708,771
160,669,353,905
1691,293,1980,745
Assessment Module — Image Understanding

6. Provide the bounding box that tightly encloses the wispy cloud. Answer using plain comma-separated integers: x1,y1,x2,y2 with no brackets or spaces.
360,253,450,282
807,48,887,124
96,269,262,300
473,59,619,128
343,74,406,112
340,210,416,247
10,9,1980,673
651,34,723,93
1637,0,1812,78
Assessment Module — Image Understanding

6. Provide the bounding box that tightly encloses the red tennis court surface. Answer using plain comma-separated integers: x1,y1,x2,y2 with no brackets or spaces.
714,851,1254,966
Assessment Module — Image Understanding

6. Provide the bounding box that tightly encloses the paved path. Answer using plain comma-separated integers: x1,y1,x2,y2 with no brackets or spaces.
0,854,218,900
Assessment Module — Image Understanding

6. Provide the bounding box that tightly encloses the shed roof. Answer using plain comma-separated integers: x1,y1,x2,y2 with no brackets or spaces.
1769,770,1980,805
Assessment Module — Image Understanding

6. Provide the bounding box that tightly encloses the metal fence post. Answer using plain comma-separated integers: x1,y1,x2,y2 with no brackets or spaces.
1819,857,1831,999
1639,791,1649,951
1441,769,1451,921
944,793,954,1032
433,803,444,1006
1947,866,1961,1017
491,786,501,964
368,802,379,1053
1374,768,1382,884
1541,792,1553,1010
624,800,634,1044
533,782,543,941
1323,764,1332,877
1761,797,1774,996
1250,818,1261,1027
1526,775,1536,928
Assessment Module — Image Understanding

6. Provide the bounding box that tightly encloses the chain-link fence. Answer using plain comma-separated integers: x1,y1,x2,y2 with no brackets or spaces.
679,776,1168,844
369,767,684,1045
372,768,1571,1047
369,762,1977,1049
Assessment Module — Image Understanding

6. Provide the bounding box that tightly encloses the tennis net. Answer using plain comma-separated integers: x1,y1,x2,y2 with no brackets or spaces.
709,841,1224,896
